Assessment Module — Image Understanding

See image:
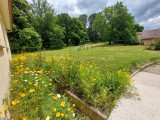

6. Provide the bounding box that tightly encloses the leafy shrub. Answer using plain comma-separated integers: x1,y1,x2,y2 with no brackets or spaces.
155,38,160,50
147,37,160,50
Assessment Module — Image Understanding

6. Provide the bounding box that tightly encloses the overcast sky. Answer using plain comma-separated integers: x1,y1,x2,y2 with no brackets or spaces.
28,0,160,30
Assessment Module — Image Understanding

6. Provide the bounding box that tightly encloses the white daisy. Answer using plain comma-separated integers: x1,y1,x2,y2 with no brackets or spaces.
57,94,61,98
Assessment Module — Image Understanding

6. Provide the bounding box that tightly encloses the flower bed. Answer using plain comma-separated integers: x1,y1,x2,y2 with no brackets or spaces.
6,53,78,120
0,52,134,119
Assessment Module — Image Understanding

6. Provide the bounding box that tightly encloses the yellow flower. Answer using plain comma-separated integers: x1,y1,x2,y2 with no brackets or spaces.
14,80,19,82
34,84,38,87
0,111,2,116
61,102,65,107
12,100,19,105
25,68,29,71
73,104,75,107
68,108,71,111
61,113,64,117
56,112,60,117
2,105,8,110
93,78,96,81
71,110,74,113
53,96,58,100
53,71,55,73
126,74,130,78
10,89,13,91
65,114,68,117
29,89,35,93
101,74,103,77
49,83,52,85
45,85,48,87
39,78,42,80
21,93,26,97
53,108,56,112
23,117,27,120
29,83,32,85
24,88,26,90
49,94,52,96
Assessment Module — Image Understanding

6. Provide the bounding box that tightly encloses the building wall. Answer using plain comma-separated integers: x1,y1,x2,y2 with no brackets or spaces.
0,12,11,116
141,39,156,46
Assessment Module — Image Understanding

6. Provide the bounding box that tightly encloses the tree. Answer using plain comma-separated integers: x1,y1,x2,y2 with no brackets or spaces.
88,13,96,27
42,12,65,48
78,14,88,28
56,13,71,46
70,18,86,45
93,2,137,45
31,0,55,48
56,13,87,46
8,0,41,53
134,23,144,32
88,13,98,42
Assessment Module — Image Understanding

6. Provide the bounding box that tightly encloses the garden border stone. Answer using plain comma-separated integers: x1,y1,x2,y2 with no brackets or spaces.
65,90,107,120
130,62,155,78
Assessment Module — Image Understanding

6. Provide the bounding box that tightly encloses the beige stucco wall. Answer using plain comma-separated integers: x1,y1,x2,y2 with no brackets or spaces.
141,39,156,46
0,12,11,117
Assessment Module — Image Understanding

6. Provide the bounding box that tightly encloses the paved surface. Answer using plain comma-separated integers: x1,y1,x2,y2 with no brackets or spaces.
108,65,160,120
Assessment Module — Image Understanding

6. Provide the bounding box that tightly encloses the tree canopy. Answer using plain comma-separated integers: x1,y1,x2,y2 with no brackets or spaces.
8,1,144,53
57,13,87,46
8,0,41,53
93,2,139,44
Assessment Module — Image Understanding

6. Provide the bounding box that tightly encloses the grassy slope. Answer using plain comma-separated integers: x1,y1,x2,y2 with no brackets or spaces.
44,43,160,72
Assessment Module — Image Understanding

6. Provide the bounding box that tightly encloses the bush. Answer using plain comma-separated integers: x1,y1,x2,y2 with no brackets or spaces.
9,27,42,53
147,37,160,51
155,38,160,50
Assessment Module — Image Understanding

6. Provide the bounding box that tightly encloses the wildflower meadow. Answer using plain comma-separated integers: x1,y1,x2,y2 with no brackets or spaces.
1,52,134,119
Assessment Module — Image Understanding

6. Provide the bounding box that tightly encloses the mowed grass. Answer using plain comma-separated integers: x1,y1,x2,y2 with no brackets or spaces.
44,43,160,72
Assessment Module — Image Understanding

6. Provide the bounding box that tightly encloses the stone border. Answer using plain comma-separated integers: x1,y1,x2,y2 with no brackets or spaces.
65,90,107,120
130,62,155,78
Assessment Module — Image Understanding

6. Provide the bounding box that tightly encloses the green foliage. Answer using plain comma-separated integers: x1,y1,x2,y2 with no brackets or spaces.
56,13,87,46
93,2,138,45
8,0,41,53
88,13,99,42
43,55,132,115
155,39,160,50
78,14,88,28
10,53,77,120
134,23,144,32
42,12,65,49
19,28,42,51
147,37,160,50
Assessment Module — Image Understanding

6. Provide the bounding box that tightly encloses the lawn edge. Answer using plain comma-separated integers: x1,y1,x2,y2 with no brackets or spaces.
130,62,156,78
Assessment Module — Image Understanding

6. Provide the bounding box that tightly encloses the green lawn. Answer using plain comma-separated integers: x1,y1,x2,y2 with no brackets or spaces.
44,43,160,72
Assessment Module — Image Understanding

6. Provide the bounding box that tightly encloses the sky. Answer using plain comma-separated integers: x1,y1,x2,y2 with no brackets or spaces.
27,0,160,30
